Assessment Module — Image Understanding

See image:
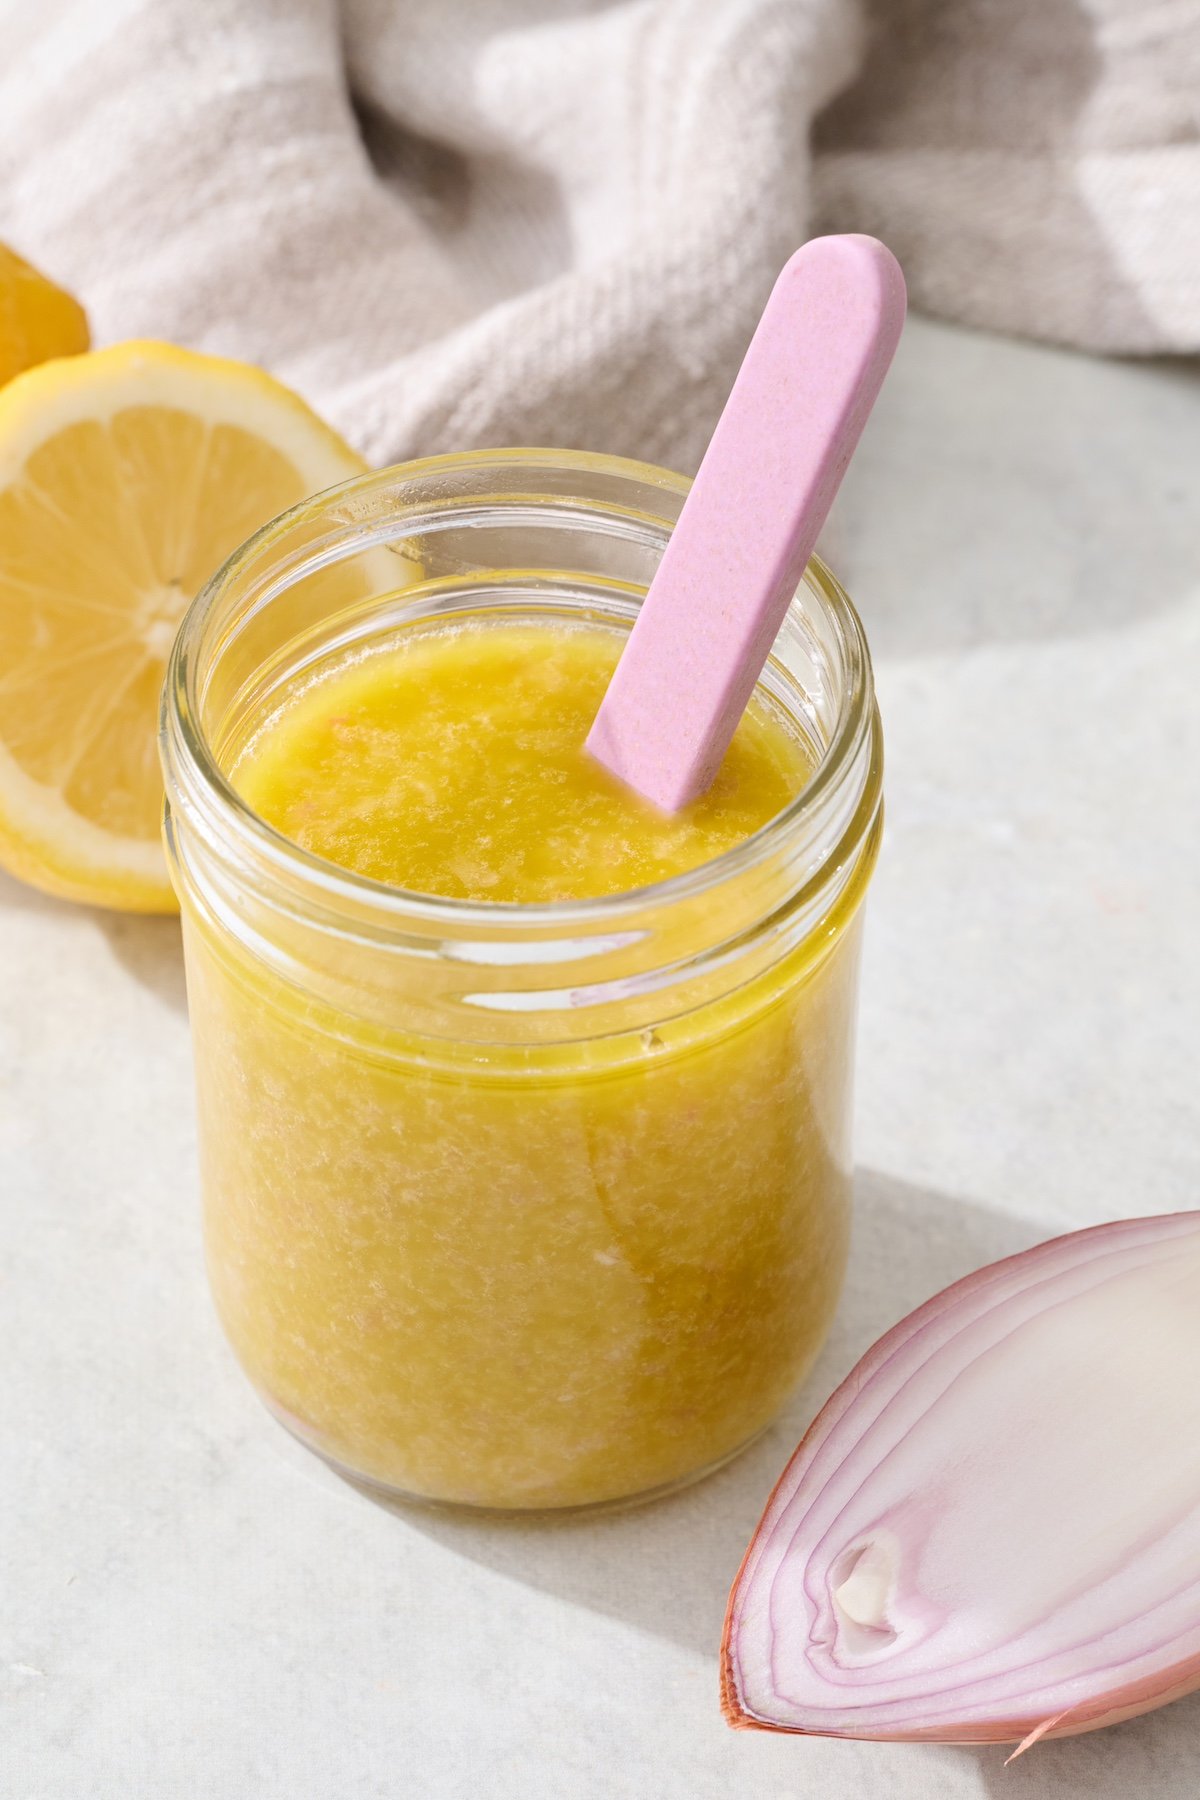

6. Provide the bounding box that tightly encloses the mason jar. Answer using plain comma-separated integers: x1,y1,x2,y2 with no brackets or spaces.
160,450,882,1512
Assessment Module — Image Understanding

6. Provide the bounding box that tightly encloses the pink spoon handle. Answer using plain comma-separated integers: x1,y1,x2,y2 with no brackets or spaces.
587,234,906,812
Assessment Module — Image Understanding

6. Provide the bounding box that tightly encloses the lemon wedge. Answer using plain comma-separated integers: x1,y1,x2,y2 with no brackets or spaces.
0,341,368,911
0,242,90,387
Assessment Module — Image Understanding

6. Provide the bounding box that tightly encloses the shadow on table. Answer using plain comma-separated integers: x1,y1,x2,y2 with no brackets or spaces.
97,909,188,1013
394,1169,1041,1661
0,866,188,1014
952,1688,1200,1797
392,1168,1200,1791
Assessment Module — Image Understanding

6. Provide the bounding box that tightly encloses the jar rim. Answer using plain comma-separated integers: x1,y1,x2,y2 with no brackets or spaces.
162,447,877,934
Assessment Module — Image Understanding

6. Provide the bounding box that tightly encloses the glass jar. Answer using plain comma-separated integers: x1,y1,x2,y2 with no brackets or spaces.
160,450,882,1513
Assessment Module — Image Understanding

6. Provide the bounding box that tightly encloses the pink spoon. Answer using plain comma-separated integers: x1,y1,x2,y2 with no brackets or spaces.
587,234,906,813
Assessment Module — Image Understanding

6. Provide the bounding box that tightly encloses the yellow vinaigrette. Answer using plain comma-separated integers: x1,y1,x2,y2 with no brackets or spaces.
183,611,866,1509
233,622,811,902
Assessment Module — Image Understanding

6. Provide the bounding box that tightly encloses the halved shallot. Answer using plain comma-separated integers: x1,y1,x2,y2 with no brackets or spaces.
721,1211,1200,1747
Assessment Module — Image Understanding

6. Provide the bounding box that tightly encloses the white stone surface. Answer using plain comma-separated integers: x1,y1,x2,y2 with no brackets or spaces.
3,318,1200,1798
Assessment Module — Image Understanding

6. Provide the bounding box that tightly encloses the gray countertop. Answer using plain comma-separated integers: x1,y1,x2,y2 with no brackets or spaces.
4,318,1200,1798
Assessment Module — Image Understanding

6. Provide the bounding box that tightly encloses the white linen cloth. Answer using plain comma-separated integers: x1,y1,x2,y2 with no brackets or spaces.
1,0,1197,471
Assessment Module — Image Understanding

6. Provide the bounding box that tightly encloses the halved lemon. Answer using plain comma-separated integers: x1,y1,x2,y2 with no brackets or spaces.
0,341,368,911
0,242,90,388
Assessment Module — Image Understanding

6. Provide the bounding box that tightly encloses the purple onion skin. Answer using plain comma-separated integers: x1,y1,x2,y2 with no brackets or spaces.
721,1211,1200,1747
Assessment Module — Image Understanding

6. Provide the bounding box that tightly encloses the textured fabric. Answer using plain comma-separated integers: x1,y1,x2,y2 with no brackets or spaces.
1,0,1197,472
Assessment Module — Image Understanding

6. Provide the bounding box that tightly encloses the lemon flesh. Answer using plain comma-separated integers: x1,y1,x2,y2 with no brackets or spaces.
0,341,368,911
0,242,90,389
